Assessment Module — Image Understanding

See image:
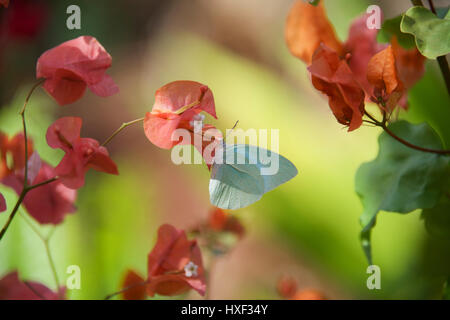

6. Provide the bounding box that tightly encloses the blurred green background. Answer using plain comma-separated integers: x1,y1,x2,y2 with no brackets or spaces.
0,0,449,299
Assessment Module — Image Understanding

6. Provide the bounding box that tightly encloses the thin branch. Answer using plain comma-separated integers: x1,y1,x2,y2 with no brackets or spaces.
364,111,450,155
381,123,450,155
101,117,145,147
21,213,61,297
28,177,58,191
104,280,149,300
0,79,44,241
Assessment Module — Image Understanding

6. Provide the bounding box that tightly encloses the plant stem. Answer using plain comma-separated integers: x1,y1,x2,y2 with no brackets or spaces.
411,0,450,95
104,280,149,300
0,190,27,240
101,117,145,146
427,0,436,14
364,111,450,155
21,214,61,297
381,123,450,155
0,80,44,241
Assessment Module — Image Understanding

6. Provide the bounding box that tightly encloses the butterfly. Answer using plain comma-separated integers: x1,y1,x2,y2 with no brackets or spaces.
209,143,298,209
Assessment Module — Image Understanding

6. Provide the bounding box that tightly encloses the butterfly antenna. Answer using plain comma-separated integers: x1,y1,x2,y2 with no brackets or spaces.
224,120,239,143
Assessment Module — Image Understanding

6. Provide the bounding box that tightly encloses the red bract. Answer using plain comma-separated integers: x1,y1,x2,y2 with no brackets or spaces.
277,276,298,299
46,117,118,189
0,132,34,179
344,14,387,96
2,162,77,224
147,224,206,297
0,192,5,213
5,0,48,40
143,81,217,149
36,36,119,106
121,270,147,300
208,207,244,238
0,271,65,300
308,44,365,131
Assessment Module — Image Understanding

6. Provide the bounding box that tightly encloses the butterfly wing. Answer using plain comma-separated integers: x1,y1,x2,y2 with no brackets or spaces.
209,144,298,209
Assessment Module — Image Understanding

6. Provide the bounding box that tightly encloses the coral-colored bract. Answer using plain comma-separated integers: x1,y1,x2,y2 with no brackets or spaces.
0,192,5,213
2,162,77,225
46,117,118,189
308,44,365,131
285,1,342,64
143,80,217,149
147,224,206,297
0,271,65,300
36,36,118,106
0,0,9,8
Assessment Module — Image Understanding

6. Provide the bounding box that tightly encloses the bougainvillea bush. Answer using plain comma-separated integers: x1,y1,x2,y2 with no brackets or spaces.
0,0,449,300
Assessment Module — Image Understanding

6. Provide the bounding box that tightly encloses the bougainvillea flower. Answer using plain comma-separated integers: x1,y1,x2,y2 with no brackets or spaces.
277,276,298,299
292,289,326,300
344,14,387,96
285,1,343,64
46,117,118,189
308,44,365,131
367,45,404,110
121,270,147,300
2,162,77,224
36,36,119,106
0,132,34,179
208,207,245,238
0,271,65,300
147,224,206,297
0,193,6,213
144,81,217,150
0,0,9,8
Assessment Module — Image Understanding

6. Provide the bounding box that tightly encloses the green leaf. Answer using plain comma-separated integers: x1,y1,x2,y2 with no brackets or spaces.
377,15,416,49
422,198,450,239
355,121,450,263
400,6,450,59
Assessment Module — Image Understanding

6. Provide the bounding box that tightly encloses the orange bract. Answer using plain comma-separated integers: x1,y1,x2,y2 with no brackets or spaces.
367,45,402,96
367,45,404,110
285,1,342,64
292,289,326,300
121,270,147,300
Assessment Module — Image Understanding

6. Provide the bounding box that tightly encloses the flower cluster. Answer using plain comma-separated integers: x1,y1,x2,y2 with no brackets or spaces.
120,224,206,299
286,1,425,131
143,80,223,167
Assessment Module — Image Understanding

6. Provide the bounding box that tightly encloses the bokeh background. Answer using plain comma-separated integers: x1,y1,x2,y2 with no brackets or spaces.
1,0,449,299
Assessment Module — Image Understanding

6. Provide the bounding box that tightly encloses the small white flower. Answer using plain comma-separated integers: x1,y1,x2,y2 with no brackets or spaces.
184,261,198,277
